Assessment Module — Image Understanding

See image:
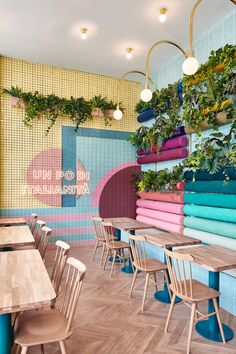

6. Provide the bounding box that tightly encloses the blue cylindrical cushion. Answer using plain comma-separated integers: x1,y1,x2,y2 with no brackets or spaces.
184,193,236,209
137,107,154,123
184,216,236,239
184,167,236,181
185,181,236,194
184,204,236,223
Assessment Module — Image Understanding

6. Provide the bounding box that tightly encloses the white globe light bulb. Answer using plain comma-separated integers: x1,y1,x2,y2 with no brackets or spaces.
113,109,123,120
182,56,199,76
140,88,152,102
159,13,167,22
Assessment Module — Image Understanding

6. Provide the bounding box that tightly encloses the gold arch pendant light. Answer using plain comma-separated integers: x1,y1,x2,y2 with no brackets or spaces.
140,40,187,102
182,0,236,75
113,70,154,120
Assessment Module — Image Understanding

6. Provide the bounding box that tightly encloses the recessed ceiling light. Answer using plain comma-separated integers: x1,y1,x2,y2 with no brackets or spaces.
126,48,133,59
81,28,88,40
159,8,167,23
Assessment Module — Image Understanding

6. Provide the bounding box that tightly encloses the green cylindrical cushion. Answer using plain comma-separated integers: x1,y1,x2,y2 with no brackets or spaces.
184,204,236,223
184,193,236,209
185,181,236,194
184,216,236,239
184,167,236,181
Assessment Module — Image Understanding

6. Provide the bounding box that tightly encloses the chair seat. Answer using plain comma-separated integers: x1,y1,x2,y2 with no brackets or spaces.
170,279,220,302
97,234,118,242
14,309,72,346
107,240,130,249
134,258,167,272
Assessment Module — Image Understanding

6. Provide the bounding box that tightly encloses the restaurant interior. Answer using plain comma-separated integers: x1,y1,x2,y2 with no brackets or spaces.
0,0,236,353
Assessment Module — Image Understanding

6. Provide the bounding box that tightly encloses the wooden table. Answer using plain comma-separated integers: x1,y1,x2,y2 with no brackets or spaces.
0,249,56,354
0,217,26,227
103,217,153,273
0,225,35,248
177,245,236,343
137,229,201,304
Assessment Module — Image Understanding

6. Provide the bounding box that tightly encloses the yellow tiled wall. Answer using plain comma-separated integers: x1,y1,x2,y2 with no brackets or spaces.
0,56,140,209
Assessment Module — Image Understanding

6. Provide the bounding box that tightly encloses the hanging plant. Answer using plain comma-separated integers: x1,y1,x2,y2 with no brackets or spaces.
129,126,149,151
90,95,123,126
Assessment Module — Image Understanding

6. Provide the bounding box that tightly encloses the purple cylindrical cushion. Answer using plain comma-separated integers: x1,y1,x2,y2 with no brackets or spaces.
136,207,184,225
136,215,184,234
172,126,186,137
137,136,188,156
136,199,184,215
137,147,188,164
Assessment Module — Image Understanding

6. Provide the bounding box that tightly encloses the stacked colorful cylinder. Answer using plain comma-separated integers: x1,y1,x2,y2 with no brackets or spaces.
137,127,188,165
136,190,185,234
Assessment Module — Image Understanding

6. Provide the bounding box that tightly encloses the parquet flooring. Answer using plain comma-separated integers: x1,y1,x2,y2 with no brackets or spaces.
26,246,236,354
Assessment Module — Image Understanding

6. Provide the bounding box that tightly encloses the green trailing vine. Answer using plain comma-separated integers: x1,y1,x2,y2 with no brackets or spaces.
2,88,123,134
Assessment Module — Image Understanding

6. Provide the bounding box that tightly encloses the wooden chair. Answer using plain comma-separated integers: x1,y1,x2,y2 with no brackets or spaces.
102,221,132,277
91,216,106,265
128,234,170,311
37,226,52,260
164,248,226,354
30,213,38,234
51,240,70,306
14,257,86,354
33,220,46,248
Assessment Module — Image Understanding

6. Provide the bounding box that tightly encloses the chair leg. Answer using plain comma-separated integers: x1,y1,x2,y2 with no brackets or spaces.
164,269,172,301
41,344,45,354
100,243,105,266
92,239,99,261
128,248,134,272
122,249,126,267
153,272,158,292
129,268,138,298
187,302,196,354
165,293,176,333
142,273,150,311
21,347,28,354
103,247,110,270
13,344,21,354
59,340,67,354
213,298,226,344
110,250,117,277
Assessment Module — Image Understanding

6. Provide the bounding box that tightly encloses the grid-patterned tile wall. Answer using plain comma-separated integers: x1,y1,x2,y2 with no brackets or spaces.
0,56,140,209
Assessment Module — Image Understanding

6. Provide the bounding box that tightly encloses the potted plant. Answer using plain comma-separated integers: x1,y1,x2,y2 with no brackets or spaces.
2,86,24,107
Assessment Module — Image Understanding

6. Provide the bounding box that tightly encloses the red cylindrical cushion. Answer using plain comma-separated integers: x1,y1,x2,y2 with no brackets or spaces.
136,207,184,225
137,147,188,164
137,136,188,156
136,215,184,234
138,191,184,204
136,199,184,215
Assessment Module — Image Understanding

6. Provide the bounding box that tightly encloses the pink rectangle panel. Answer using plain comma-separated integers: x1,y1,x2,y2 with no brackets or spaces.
136,207,184,225
136,215,184,234
138,192,184,204
136,199,184,214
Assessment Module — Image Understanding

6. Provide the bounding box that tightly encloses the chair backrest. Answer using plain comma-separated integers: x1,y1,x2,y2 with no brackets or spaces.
129,233,147,269
51,240,70,296
37,226,52,259
34,220,46,247
30,213,38,234
164,248,194,299
102,221,116,245
60,257,86,333
91,215,106,241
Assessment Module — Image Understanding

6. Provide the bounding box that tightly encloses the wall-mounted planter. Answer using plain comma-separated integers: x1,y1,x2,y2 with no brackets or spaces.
137,106,154,123
11,97,25,108
184,167,236,181
137,135,188,156
185,110,232,134
91,108,114,118
137,147,188,164
138,191,184,204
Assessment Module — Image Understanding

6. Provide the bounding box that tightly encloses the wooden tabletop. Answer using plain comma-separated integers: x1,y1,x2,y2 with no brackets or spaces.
137,229,201,249
0,217,27,226
0,225,35,247
103,217,153,231
177,245,236,272
0,249,56,314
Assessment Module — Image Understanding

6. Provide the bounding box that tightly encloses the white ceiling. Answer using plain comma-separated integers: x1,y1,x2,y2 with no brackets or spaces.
0,0,234,79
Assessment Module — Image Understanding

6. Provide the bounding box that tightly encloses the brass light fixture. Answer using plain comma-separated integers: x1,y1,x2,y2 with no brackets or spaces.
141,40,187,102
159,8,167,23
81,28,88,40
182,0,236,75
126,48,133,59
113,71,154,120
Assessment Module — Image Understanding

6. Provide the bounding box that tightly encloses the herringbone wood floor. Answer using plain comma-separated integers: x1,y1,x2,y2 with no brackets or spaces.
26,246,236,354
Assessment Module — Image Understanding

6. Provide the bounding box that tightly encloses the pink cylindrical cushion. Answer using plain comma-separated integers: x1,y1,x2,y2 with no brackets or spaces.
137,136,188,156
136,199,184,215
138,191,184,204
136,215,184,234
137,148,188,164
136,207,184,225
